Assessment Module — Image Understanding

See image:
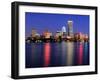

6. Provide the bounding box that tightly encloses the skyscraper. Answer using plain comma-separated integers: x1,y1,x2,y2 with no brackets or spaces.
61,26,67,38
62,26,66,33
67,20,73,37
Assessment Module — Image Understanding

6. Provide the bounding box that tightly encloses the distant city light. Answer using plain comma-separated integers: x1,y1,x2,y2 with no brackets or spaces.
26,20,89,43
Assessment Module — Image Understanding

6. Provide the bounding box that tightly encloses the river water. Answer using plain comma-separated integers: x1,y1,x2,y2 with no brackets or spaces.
25,42,89,68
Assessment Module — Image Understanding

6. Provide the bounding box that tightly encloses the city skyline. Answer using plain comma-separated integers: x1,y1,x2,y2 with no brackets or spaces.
25,12,89,37
25,12,90,68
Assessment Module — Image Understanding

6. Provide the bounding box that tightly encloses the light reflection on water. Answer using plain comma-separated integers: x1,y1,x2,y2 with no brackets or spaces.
66,42,74,66
44,43,50,67
78,43,83,64
26,42,89,68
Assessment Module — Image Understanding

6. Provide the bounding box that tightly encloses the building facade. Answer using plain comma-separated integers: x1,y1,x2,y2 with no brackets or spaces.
67,20,73,37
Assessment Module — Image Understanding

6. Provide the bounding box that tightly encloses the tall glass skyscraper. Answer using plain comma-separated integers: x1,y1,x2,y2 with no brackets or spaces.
67,20,73,37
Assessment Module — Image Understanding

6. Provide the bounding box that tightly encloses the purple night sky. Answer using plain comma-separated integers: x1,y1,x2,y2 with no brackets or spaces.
25,12,89,37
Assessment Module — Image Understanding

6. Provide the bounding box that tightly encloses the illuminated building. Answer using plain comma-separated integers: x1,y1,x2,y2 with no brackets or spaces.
43,30,52,39
78,32,84,41
55,31,62,42
84,34,88,39
31,29,37,38
62,26,66,33
55,31,62,38
67,20,73,37
74,33,79,41
35,33,40,40
84,34,89,42
74,32,88,42
61,26,67,38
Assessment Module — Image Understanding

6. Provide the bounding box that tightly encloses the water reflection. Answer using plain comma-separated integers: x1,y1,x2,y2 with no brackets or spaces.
83,42,89,65
78,42,83,64
26,42,89,68
61,42,67,66
66,42,74,66
44,43,51,67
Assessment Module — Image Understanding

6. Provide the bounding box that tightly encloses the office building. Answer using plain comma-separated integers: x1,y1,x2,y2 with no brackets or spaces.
67,20,73,37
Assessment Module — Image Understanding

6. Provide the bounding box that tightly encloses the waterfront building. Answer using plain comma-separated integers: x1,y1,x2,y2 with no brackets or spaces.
55,31,62,42
31,29,37,38
55,31,62,38
74,32,87,42
62,26,66,33
67,20,73,37
35,33,40,39
84,34,89,42
43,30,52,39
74,33,79,41
61,26,67,38
78,32,84,41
